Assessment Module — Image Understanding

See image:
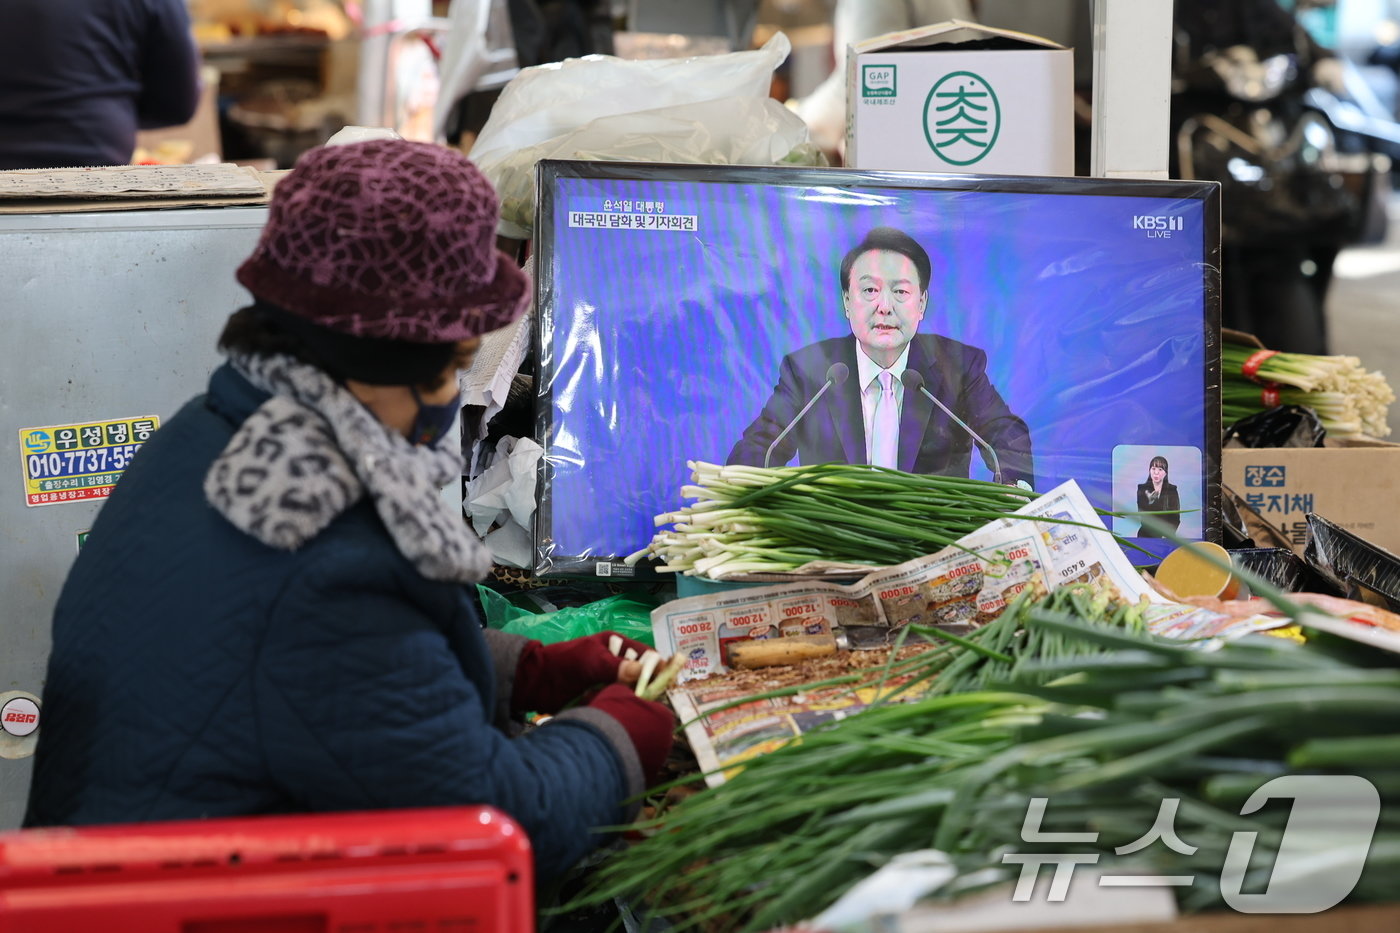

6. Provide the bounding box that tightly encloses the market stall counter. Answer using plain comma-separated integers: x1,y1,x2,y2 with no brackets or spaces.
539,459,1400,931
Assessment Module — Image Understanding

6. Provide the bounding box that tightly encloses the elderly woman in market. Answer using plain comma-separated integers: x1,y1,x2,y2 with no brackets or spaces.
23,139,675,882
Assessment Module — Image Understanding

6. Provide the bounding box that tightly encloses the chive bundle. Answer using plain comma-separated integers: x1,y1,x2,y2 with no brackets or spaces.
901,577,1147,698
625,461,1037,578
567,599,1400,930
1221,342,1394,438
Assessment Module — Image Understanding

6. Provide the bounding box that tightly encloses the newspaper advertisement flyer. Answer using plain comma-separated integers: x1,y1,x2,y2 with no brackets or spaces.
670,652,938,782
652,480,1149,673
657,480,1291,785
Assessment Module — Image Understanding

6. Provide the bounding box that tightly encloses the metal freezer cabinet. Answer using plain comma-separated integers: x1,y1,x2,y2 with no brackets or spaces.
0,206,268,829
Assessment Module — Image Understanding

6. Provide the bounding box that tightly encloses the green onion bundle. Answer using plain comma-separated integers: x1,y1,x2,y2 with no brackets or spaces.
1221,343,1394,438
900,576,1146,698
625,461,1036,578
569,607,1400,931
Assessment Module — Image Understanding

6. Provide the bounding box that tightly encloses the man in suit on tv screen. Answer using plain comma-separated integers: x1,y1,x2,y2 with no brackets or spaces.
727,226,1034,487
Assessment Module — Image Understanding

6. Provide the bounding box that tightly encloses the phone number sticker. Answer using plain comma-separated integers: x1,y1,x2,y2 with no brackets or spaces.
18,416,159,507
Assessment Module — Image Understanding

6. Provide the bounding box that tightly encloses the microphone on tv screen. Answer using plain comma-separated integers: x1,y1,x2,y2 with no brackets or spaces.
901,369,1003,485
763,363,849,469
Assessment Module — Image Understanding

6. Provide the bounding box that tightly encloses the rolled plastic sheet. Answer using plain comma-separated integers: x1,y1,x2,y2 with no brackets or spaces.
1223,403,1328,449
1305,513,1400,612
1230,546,1340,596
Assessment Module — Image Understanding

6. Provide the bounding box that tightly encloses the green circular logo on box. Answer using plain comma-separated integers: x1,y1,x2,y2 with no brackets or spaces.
923,71,1000,166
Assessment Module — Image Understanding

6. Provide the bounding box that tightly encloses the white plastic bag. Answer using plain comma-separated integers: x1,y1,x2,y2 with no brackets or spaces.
471,33,790,167
488,96,822,237
464,435,544,568
432,0,518,138
324,125,403,146
470,34,825,238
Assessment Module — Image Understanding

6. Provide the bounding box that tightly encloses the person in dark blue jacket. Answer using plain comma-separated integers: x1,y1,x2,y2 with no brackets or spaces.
0,0,202,169
23,138,675,884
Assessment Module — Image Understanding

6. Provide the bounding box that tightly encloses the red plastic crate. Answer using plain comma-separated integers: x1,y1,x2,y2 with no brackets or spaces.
0,806,534,933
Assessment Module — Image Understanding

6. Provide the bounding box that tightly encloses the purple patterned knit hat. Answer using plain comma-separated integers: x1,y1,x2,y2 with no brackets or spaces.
236,139,529,343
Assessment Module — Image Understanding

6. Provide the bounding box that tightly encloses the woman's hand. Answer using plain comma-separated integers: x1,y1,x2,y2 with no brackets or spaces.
512,631,663,714
617,658,645,686
601,634,666,687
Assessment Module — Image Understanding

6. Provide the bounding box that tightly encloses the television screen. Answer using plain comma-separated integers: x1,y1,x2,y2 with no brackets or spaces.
533,161,1221,576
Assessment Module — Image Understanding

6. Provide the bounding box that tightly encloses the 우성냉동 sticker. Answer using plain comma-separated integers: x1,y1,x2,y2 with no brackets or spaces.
18,416,159,507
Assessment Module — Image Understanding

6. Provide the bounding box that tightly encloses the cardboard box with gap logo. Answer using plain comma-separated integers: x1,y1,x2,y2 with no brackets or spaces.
844,20,1074,175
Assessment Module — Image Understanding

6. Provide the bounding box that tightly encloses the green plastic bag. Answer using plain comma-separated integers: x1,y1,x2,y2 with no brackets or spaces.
477,586,659,647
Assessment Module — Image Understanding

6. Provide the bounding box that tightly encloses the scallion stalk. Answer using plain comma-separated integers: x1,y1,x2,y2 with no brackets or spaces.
628,461,1043,577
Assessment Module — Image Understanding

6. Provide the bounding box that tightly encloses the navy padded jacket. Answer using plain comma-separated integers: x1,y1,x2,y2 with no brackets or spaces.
24,364,642,882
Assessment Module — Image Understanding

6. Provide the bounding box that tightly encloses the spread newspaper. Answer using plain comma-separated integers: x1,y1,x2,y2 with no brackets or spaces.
656,480,1287,785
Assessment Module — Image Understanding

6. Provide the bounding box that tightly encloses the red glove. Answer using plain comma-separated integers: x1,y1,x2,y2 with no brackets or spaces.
586,683,675,784
512,631,654,714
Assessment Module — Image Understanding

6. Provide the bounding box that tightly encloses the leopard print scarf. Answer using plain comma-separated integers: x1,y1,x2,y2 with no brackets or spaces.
203,353,493,583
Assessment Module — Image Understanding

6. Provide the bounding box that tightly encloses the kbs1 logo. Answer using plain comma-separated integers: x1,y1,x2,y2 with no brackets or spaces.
1133,214,1185,238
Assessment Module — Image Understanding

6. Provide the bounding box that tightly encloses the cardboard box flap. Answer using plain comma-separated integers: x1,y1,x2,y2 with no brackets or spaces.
852,19,1067,55
1223,435,1397,450
1329,435,1400,449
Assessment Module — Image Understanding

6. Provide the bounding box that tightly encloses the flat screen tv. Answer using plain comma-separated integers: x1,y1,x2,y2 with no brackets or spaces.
533,161,1221,577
